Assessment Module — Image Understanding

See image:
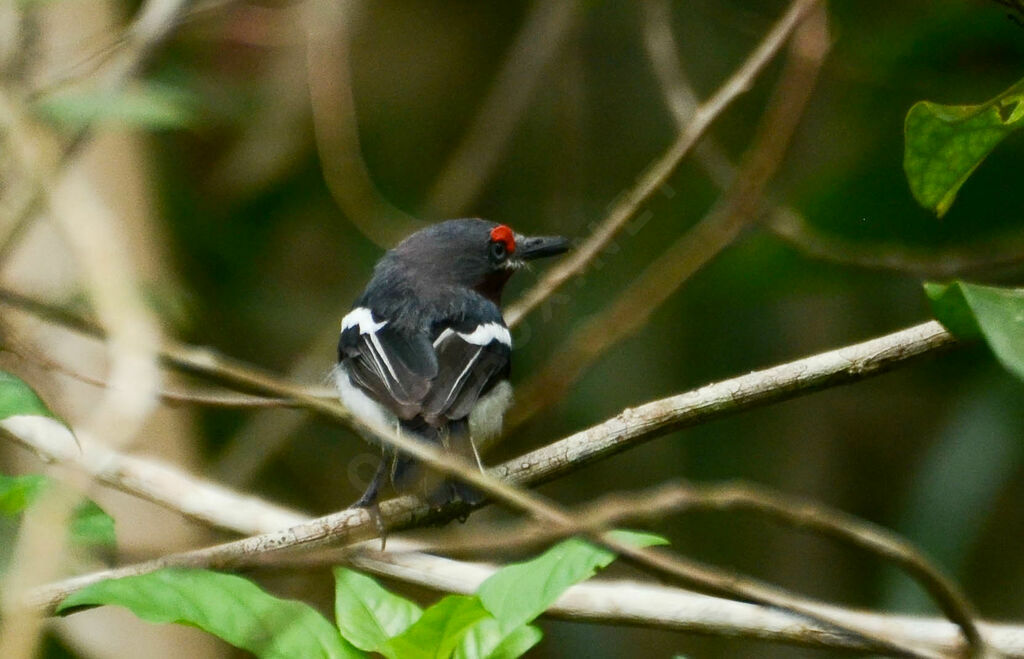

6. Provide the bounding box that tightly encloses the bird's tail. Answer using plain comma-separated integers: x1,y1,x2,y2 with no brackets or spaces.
392,418,485,508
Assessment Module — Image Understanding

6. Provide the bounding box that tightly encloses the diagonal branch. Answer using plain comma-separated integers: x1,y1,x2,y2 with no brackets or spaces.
0,288,963,546
498,321,958,488
505,0,821,327
506,1,829,430
423,0,582,216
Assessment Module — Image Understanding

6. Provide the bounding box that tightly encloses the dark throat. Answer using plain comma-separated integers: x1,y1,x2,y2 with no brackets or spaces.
475,270,513,305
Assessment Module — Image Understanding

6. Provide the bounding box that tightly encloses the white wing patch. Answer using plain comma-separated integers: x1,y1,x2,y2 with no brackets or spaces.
438,346,483,410
434,322,511,348
341,307,387,333
341,307,407,401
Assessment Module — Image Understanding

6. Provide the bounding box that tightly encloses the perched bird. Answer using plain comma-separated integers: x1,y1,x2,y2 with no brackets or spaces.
335,219,569,511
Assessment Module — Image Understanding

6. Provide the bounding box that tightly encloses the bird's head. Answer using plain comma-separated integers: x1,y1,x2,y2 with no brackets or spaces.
389,219,569,303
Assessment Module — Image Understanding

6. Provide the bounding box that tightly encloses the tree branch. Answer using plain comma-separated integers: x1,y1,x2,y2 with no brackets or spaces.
7,316,972,656
504,0,821,327
423,0,582,216
497,320,957,488
5,412,1016,655
507,2,829,430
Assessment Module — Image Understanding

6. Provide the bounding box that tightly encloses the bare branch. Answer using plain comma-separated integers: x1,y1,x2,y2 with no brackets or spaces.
423,0,582,216
366,478,983,650
268,552,1024,656
497,321,957,487
504,0,821,327
0,288,960,510
304,0,425,246
507,2,829,430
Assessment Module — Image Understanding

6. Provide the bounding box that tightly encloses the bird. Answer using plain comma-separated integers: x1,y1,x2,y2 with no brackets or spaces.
334,218,569,514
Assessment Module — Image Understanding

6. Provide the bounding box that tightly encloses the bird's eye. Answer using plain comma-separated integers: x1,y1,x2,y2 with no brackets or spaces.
489,241,507,262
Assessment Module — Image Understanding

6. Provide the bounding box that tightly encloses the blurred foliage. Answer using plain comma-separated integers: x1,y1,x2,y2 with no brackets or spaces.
0,472,117,574
35,82,201,131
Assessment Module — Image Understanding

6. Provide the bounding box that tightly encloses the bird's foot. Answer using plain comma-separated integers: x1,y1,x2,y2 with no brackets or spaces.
349,498,388,550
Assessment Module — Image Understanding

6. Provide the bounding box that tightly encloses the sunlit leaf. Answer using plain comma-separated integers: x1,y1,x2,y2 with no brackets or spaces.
58,569,363,659
904,77,1024,217
477,530,668,634
455,618,542,659
333,567,422,651
378,595,489,659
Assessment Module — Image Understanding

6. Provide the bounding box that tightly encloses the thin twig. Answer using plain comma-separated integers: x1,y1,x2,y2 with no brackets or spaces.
504,0,820,327
303,0,424,247
0,0,193,262
507,2,829,430
423,0,582,216
2,338,330,408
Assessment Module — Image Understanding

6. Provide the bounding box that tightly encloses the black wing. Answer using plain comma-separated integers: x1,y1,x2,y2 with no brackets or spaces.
421,320,511,424
339,307,438,419
339,306,510,425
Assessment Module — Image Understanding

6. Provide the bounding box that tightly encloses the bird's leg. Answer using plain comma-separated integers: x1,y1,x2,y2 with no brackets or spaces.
350,458,388,549
352,458,386,507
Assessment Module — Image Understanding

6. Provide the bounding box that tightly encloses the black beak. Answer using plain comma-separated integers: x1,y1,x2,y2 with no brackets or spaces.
517,235,570,260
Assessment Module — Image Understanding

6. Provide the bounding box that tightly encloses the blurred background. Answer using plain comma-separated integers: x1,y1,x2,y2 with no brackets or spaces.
3,0,1024,656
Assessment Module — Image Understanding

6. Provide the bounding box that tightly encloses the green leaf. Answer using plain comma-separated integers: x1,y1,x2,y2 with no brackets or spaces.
924,281,982,339
926,281,1024,381
57,569,364,659
0,473,115,549
484,625,542,659
70,499,117,549
0,371,59,420
333,567,422,651
35,82,198,130
477,530,668,634
454,618,542,659
379,595,489,659
959,282,1024,381
904,77,1024,217
0,370,78,454
0,473,48,515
